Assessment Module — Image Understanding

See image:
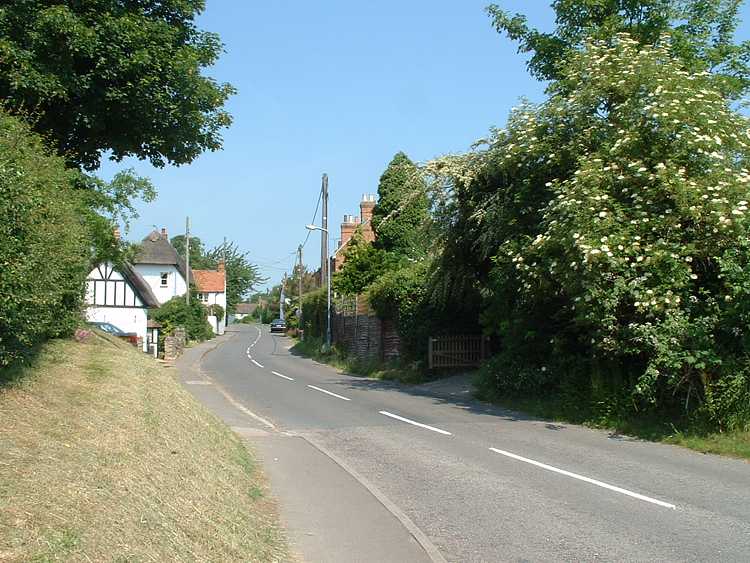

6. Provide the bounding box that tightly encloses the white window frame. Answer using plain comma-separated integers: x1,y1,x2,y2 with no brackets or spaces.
199,292,209,303
160,272,169,287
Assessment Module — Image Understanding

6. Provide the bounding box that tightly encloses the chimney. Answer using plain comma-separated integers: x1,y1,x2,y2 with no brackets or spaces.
340,214,357,249
160,227,167,238
113,227,121,241
360,194,376,223
360,194,377,242
218,259,225,273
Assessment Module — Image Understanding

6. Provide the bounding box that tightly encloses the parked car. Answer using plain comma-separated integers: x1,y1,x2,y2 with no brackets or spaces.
270,318,287,333
88,322,139,346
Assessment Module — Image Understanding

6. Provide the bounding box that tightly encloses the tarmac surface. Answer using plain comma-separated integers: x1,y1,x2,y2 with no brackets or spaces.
178,324,750,562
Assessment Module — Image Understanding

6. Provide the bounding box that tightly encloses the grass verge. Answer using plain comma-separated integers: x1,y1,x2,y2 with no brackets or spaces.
474,385,750,461
0,332,289,562
291,336,425,384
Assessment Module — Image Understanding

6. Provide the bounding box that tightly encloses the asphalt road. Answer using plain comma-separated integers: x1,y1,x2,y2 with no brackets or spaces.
201,325,750,562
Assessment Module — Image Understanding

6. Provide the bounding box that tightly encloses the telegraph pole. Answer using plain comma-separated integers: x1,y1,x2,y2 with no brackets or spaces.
297,244,304,336
185,216,191,304
320,173,328,290
280,273,286,321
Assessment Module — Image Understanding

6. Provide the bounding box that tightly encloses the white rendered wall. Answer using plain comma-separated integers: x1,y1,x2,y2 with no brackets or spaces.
134,264,186,305
86,306,148,351
202,291,227,334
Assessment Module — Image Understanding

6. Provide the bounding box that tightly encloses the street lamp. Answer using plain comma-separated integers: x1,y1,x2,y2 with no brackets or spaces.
305,224,332,349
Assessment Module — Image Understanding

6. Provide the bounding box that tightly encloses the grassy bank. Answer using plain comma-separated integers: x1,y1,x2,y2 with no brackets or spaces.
291,336,424,384
474,385,750,461
0,332,289,562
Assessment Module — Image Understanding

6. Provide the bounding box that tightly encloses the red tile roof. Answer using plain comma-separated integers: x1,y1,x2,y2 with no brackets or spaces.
193,269,225,293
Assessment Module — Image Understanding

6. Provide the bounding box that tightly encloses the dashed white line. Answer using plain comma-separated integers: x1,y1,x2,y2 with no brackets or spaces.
488,447,676,509
272,371,294,381
379,411,452,436
251,359,264,368
307,385,351,401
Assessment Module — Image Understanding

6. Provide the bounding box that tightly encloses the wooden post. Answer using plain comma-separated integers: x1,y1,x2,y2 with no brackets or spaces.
428,337,434,370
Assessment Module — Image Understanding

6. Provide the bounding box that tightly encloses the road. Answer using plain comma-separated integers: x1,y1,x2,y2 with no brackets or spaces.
197,325,750,562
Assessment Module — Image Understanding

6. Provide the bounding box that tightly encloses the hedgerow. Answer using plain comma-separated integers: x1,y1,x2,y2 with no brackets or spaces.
0,112,91,366
430,35,750,430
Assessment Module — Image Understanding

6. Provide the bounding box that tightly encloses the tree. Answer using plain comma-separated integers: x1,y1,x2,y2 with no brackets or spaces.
0,110,91,367
487,0,750,99
428,34,750,429
371,152,430,257
171,235,214,269
150,294,213,342
0,1,235,170
333,230,389,295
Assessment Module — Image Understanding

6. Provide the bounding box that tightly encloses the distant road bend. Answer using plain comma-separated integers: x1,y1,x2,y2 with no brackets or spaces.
200,325,750,562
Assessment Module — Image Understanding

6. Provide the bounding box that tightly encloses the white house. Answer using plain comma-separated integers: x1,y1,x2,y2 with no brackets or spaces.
193,261,227,335
84,261,160,352
133,228,193,304
232,302,256,323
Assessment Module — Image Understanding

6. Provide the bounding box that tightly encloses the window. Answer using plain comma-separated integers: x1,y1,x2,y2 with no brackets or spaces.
160,273,168,287
199,293,209,303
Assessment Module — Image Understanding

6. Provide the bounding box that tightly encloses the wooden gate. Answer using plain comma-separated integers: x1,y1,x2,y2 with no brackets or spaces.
428,335,489,369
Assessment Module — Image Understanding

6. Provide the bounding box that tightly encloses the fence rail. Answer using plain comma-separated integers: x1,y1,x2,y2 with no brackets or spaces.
428,335,489,369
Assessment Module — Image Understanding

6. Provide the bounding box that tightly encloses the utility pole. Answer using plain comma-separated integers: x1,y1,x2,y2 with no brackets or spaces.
280,273,286,321
297,245,304,338
185,216,190,304
320,173,328,290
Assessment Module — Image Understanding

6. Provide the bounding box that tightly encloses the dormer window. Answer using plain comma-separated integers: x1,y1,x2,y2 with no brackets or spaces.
160,273,169,287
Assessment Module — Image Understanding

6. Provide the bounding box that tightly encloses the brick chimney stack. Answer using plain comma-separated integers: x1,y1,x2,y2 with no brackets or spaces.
360,194,377,243
160,227,167,238
339,215,357,249
113,227,121,241
218,259,225,273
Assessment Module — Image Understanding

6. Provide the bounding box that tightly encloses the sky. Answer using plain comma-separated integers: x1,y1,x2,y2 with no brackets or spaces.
99,1,750,291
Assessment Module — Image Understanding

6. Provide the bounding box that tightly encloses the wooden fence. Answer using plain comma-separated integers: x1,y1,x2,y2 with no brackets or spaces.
428,335,489,369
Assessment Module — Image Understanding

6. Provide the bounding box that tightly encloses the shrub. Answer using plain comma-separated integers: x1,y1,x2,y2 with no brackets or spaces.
150,294,213,342
301,288,327,338
431,36,750,430
0,111,91,366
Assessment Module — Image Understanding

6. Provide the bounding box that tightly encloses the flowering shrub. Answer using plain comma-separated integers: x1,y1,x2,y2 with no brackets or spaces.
430,35,750,430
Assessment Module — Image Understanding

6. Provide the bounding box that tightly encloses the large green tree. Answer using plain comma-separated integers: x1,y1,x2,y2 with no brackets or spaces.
333,229,389,295
488,0,750,99
0,1,235,170
371,152,430,257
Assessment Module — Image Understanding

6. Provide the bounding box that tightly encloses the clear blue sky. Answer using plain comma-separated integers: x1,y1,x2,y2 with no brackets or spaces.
99,1,749,291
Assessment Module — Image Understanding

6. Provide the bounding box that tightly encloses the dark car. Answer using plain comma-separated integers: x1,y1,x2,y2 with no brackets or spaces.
88,322,139,346
270,318,287,333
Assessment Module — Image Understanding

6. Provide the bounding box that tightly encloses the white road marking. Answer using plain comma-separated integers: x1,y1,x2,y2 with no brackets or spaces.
272,371,294,381
251,359,264,368
488,447,676,509
379,411,452,436
307,385,351,401
185,380,212,385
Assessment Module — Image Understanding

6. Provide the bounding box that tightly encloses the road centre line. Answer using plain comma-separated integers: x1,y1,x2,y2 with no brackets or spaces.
307,385,351,401
488,447,676,509
251,359,265,368
272,371,294,381
379,411,452,436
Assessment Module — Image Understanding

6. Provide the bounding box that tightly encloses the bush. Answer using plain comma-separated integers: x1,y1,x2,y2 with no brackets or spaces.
301,288,327,338
0,111,91,366
150,294,213,342
435,36,750,430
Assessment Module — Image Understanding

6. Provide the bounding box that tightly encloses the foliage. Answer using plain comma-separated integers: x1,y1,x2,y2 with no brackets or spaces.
301,288,328,338
371,152,430,257
0,0,235,170
171,235,214,269
487,0,750,99
0,111,91,366
333,229,389,295
150,293,212,342
429,35,750,430
367,261,433,360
